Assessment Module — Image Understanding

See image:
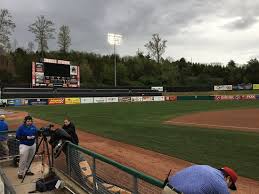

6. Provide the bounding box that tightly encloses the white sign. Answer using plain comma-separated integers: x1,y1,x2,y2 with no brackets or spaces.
106,97,119,103
81,97,94,104
214,85,233,91
94,97,107,103
131,97,143,102
43,58,57,64
57,60,70,65
153,96,165,101
151,87,163,92
142,96,154,102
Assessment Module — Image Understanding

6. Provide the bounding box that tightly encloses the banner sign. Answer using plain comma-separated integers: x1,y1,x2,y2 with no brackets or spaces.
131,97,143,102
7,99,15,106
142,96,154,102
65,98,80,105
28,99,48,105
214,85,232,91
153,96,165,101
241,95,256,100
118,97,131,102
253,84,259,90
12,99,28,106
106,97,119,103
215,95,256,101
80,97,94,104
94,97,107,103
165,96,177,101
233,83,252,90
151,86,163,92
48,98,65,105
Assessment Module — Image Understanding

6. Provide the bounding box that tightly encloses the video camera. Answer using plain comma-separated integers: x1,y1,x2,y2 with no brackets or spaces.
38,124,54,137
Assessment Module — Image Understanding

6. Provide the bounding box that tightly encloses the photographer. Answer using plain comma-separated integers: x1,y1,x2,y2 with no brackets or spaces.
62,118,79,145
49,124,86,188
16,116,38,179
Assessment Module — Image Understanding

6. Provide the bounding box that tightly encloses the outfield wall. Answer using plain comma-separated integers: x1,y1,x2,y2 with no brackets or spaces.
1,94,259,107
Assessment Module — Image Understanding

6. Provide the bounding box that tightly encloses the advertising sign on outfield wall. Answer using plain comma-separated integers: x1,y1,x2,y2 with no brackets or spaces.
118,97,131,102
131,96,143,102
7,99,15,106
253,84,259,90
65,98,80,104
165,96,177,101
80,97,94,104
233,83,252,90
106,97,119,103
241,95,256,100
48,98,65,105
28,99,48,105
215,95,256,101
142,96,154,102
214,85,233,91
94,97,107,103
153,96,165,101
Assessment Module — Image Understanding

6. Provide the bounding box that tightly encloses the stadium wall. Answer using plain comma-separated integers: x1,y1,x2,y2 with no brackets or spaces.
2,94,259,107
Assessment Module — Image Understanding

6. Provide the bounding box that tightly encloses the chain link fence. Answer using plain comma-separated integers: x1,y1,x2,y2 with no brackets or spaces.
54,142,163,194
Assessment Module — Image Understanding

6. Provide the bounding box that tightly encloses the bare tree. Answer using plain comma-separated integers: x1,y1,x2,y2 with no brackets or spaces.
144,33,167,63
58,25,71,53
0,9,16,51
27,41,34,53
28,15,55,56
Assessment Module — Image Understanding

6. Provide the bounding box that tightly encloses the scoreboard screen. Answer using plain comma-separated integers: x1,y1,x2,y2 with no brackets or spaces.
44,63,70,77
32,58,80,88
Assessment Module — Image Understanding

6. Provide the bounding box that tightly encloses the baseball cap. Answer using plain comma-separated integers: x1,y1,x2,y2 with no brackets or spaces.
221,166,238,190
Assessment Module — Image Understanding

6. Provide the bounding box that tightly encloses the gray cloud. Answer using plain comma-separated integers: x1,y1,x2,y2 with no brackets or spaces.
1,0,259,63
223,16,258,30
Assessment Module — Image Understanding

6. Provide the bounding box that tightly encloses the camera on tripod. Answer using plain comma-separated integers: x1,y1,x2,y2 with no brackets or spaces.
38,124,54,137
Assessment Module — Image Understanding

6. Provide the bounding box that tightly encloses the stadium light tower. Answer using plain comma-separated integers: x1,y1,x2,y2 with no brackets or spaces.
108,33,122,87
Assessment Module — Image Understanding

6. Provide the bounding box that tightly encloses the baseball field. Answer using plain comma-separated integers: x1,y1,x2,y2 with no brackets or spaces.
10,100,259,182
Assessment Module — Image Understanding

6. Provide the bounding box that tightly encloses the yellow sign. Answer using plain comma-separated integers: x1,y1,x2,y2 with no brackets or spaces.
253,84,259,90
65,98,80,104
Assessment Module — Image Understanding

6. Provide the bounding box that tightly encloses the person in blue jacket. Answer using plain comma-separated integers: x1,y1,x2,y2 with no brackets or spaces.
16,116,38,179
162,165,238,194
0,115,9,158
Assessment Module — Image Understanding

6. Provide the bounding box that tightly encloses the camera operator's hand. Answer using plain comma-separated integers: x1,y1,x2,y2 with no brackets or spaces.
27,135,35,140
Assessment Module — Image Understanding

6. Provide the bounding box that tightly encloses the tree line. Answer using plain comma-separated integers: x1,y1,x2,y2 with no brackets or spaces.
1,9,259,87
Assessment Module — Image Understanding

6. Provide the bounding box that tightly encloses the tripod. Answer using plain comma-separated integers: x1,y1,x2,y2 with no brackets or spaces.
21,135,52,183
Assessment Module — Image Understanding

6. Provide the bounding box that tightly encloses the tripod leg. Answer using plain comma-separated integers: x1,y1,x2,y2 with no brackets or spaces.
21,137,44,183
44,137,52,169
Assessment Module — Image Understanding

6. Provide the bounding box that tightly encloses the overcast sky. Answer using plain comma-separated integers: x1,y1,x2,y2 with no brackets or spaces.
2,0,259,64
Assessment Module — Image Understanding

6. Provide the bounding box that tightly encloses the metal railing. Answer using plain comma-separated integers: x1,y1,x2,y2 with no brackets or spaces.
54,142,164,194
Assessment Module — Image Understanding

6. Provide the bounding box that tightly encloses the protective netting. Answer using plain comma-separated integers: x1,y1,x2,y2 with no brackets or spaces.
54,143,163,194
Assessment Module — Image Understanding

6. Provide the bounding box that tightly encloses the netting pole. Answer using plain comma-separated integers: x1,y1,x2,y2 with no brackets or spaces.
133,175,138,194
92,157,97,193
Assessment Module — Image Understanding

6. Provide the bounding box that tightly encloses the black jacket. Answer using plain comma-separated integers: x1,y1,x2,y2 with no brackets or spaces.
62,122,79,145
49,128,72,147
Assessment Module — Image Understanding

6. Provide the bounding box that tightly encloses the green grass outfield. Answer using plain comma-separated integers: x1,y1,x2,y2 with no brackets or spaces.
11,101,259,180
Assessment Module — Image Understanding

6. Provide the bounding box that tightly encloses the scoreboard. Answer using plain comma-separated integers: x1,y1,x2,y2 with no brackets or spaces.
32,58,80,87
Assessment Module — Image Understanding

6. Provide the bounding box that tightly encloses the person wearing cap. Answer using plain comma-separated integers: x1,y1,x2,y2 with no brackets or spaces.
162,165,238,194
0,115,9,158
16,116,38,179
